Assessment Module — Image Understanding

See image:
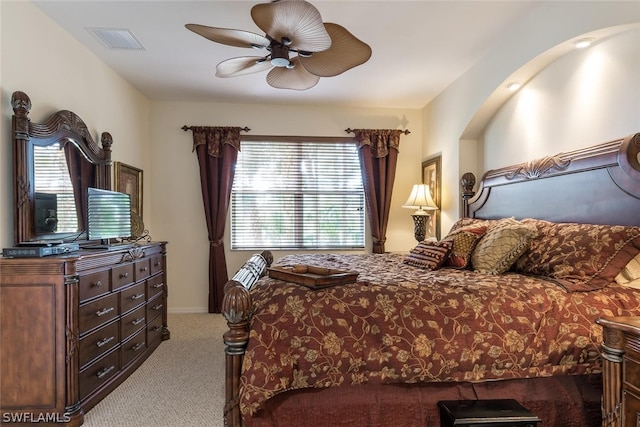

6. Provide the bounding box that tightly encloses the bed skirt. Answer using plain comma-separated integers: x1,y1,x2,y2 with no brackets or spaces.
243,375,602,427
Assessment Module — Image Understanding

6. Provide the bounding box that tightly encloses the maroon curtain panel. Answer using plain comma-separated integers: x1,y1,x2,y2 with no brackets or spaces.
191,127,241,313
65,143,96,231
352,129,402,254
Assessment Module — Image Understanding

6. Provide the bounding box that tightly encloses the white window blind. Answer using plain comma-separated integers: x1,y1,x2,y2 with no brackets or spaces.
33,143,78,233
231,139,365,250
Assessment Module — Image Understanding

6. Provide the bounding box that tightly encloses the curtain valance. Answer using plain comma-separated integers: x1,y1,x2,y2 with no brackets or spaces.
189,126,243,157
350,129,404,158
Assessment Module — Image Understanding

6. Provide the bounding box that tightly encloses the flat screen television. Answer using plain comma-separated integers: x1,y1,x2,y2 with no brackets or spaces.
85,187,132,247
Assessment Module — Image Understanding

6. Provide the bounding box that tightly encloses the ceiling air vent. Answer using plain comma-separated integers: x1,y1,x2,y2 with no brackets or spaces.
87,28,145,50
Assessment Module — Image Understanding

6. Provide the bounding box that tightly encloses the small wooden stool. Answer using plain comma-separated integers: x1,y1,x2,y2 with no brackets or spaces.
438,399,541,427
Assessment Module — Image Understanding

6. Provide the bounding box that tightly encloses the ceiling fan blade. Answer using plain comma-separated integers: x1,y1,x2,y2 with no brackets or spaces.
216,57,273,78
185,24,270,49
299,23,371,77
266,58,320,90
251,0,331,52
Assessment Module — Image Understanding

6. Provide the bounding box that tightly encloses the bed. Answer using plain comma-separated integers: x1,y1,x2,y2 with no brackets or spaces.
221,132,640,427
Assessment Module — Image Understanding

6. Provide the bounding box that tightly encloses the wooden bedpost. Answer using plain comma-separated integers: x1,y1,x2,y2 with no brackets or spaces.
221,251,273,427
460,172,476,218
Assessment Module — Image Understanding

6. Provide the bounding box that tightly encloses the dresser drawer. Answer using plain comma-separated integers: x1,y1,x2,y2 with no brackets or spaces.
147,274,165,300
121,328,147,367
79,293,119,335
112,263,134,290
79,348,120,400
120,281,146,314
134,258,151,282
121,304,146,341
147,313,164,345
149,254,163,276
78,270,110,303
147,294,164,322
79,320,120,369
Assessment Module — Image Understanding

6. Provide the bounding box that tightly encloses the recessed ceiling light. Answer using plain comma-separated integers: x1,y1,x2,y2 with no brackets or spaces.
506,82,521,92
574,38,595,49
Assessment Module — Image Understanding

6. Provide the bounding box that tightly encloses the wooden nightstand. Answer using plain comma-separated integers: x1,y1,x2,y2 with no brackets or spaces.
597,316,640,427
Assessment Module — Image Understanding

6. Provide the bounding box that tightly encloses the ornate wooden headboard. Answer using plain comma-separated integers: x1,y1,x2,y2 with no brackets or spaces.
463,133,640,227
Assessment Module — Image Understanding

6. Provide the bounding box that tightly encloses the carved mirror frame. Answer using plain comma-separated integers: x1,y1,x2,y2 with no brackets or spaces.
11,91,113,245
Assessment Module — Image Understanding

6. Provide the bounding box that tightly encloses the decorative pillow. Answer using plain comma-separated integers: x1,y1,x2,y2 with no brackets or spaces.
515,219,640,292
448,218,492,236
616,252,640,288
442,225,487,269
404,240,453,271
472,219,538,274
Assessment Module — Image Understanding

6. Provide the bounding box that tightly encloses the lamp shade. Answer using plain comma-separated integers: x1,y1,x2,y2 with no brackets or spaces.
402,184,438,211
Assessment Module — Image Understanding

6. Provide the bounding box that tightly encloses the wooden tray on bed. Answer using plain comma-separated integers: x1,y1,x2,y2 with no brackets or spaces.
268,265,358,289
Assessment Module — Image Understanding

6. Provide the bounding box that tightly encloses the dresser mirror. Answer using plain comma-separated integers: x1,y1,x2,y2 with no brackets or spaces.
11,91,113,245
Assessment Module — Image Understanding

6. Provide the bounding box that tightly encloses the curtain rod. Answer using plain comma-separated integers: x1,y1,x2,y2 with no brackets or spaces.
345,128,410,135
181,126,251,132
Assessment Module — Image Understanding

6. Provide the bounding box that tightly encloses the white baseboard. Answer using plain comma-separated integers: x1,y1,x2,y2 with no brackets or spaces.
167,307,210,314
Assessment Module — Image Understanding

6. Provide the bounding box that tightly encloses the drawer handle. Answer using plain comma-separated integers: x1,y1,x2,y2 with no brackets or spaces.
93,280,103,288
131,293,145,301
132,342,145,352
96,336,115,348
120,272,129,279
96,307,115,317
151,325,162,332
152,282,164,289
152,304,163,311
153,261,161,267
96,365,115,379
140,266,148,272
132,317,145,326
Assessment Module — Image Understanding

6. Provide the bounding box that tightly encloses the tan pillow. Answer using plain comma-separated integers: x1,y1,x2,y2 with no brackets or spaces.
472,219,537,274
616,253,640,288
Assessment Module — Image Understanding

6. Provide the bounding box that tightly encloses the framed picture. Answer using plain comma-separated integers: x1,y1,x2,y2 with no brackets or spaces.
114,162,143,219
422,155,441,240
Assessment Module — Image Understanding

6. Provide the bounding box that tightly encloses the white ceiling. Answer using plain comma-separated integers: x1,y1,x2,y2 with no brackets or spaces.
32,0,545,109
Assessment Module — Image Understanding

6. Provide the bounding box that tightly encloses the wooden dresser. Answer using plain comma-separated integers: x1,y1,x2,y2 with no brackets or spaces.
598,316,640,427
0,242,169,426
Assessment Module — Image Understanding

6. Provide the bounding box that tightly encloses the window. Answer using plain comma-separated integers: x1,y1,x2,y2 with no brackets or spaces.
231,137,365,250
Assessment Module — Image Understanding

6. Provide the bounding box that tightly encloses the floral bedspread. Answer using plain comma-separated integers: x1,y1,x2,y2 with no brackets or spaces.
239,253,640,416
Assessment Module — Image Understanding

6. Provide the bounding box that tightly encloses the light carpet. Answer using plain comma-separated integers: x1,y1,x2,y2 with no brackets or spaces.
83,313,227,427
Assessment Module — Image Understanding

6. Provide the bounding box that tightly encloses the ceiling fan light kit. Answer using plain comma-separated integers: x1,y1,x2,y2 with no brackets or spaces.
186,0,372,90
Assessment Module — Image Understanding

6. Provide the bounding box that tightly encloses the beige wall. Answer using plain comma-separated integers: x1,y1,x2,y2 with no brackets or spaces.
484,27,640,169
422,2,640,235
0,1,151,247
1,1,422,313
2,1,638,313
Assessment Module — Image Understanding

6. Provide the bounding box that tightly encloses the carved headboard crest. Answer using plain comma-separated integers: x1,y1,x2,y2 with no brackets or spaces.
505,155,571,180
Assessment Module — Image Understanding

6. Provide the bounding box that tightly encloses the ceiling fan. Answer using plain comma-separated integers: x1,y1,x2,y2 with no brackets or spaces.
186,0,372,90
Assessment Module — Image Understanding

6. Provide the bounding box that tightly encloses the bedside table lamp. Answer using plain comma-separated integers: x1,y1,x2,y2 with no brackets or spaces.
403,184,438,242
